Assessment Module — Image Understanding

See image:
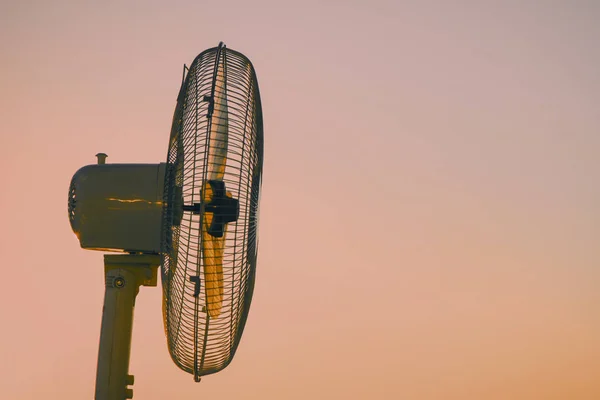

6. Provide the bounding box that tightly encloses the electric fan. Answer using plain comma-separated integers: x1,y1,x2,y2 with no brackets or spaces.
67,42,263,399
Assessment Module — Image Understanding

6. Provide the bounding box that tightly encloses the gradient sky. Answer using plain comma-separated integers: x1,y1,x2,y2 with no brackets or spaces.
1,1,599,399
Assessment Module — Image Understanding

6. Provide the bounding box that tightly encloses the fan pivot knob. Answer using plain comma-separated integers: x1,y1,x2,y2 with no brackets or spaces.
96,153,108,164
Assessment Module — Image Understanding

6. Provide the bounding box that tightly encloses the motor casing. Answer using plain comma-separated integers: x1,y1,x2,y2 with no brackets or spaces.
68,163,166,253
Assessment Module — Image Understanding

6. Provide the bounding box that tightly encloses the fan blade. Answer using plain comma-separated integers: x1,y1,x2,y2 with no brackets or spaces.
201,184,229,319
202,60,228,318
207,61,228,181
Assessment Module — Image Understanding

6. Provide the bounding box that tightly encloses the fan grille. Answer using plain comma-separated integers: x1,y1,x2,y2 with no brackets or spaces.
161,44,263,379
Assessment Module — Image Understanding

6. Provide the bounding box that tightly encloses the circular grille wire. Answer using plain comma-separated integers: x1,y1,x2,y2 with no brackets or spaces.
160,44,263,380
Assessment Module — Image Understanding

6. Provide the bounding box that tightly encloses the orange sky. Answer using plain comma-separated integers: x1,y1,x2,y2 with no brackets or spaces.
1,1,599,399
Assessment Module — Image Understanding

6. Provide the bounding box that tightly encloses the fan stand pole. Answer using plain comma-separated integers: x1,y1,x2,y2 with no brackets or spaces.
95,254,160,400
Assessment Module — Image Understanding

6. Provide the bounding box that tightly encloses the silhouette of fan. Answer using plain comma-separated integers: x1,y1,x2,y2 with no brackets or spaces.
68,42,263,399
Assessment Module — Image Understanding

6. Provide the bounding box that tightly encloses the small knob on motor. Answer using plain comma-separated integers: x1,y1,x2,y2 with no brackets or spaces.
96,153,108,164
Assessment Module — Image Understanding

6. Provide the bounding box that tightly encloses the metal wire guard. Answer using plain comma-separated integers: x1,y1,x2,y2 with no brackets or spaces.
161,44,263,380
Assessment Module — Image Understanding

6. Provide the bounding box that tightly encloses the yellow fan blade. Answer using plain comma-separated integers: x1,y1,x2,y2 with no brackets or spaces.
207,61,228,181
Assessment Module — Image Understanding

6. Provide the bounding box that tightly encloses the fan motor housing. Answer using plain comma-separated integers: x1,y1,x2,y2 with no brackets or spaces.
69,163,166,253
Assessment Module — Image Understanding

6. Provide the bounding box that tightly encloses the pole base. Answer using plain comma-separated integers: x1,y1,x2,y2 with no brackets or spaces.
95,254,160,400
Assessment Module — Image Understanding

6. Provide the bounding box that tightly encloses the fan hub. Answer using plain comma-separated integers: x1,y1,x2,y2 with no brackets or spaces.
182,180,239,238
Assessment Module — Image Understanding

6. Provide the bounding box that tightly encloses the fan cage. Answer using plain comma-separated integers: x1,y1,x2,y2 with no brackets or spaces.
160,44,263,379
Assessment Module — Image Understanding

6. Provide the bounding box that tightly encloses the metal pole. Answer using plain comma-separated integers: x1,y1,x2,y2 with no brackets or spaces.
95,254,160,400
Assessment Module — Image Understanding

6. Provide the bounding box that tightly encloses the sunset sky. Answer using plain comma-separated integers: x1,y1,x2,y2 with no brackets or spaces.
1,1,599,399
